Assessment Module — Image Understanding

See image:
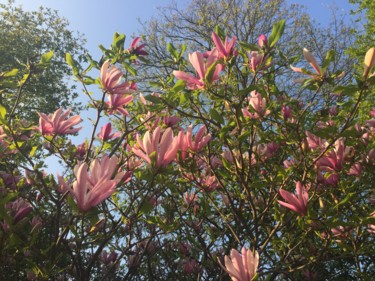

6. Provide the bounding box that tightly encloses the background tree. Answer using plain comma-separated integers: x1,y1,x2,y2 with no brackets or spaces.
0,0,86,121
138,0,356,96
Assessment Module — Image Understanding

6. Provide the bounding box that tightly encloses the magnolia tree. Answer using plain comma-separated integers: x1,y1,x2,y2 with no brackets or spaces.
0,20,375,281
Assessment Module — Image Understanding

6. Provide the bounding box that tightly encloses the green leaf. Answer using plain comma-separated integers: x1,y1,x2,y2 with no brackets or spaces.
29,146,38,157
2,68,18,77
205,60,219,84
112,32,125,50
40,51,54,64
121,61,137,76
0,105,6,119
210,108,225,125
172,79,186,93
268,20,286,47
322,50,335,69
66,53,79,76
214,25,225,41
334,192,355,208
167,43,178,59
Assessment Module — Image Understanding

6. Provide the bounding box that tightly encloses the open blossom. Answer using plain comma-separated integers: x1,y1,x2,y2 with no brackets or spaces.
278,181,309,216
6,198,32,224
106,92,133,116
242,91,270,119
132,127,179,168
101,60,136,95
67,155,124,212
248,51,265,72
37,108,81,136
128,37,148,56
173,51,224,90
219,247,259,281
212,32,237,60
97,123,121,141
316,138,345,172
178,125,211,159
305,131,326,151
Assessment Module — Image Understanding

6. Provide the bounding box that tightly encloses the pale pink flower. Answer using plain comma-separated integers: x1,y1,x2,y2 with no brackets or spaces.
173,51,224,90
178,125,211,159
212,32,237,60
219,247,259,281
37,108,81,136
258,34,268,48
106,93,133,116
247,51,264,72
68,155,123,212
132,127,179,168
291,48,324,80
97,123,121,141
242,91,270,119
100,60,136,95
278,181,309,216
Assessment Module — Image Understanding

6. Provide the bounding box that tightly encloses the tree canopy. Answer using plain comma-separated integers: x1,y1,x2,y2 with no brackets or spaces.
0,0,85,121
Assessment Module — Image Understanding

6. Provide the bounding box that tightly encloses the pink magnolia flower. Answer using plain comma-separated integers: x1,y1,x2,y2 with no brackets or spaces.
106,92,133,116
37,108,82,136
316,139,345,172
6,198,32,224
219,247,259,281
68,155,124,212
163,115,180,127
173,51,224,90
128,37,148,56
74,142,87,160
247,51,264,72
183,258,200,274
132,127,179,168
305,131,326,151
183,191,199,214
278,181,309,216
97,123,121,141
258,34,268,48
348,163,362,176
242,91,270,119
291,48,324,80
282,105,292,120
178,125,211,159
317,171,339,186
212,32,237,60
100,60,136,95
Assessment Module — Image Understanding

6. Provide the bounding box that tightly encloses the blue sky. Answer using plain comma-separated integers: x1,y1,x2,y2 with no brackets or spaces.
12,0,355,59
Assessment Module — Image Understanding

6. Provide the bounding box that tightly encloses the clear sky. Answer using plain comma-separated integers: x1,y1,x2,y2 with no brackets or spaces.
11,0,355,59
